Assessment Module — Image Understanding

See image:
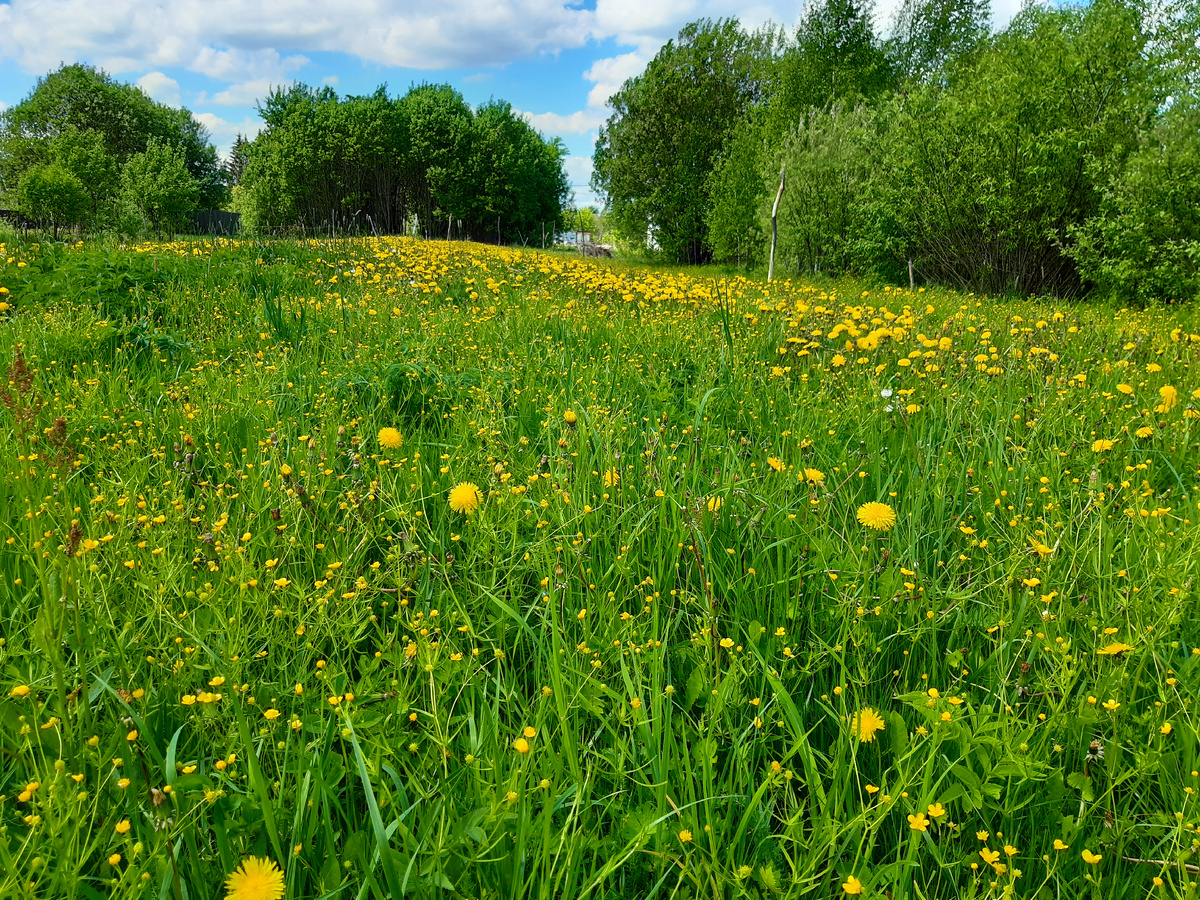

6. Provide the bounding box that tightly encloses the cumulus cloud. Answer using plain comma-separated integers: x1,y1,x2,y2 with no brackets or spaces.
520,108,608,136
194,112,264,157
0,0,594,77
0,0,817,82
136,71,181,107
200,78,296,106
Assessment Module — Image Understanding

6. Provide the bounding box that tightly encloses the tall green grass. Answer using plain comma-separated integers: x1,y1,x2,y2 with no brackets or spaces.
2,235,1200,898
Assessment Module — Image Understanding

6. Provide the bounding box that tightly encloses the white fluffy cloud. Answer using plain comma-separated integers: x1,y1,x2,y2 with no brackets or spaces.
0,0,594,77
198,79,296,107
194,112,264,156
0,0,814,84
520,108,608,136
136,71,181,107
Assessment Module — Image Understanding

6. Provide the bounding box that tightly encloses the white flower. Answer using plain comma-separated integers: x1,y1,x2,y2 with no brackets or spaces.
880,389,894,399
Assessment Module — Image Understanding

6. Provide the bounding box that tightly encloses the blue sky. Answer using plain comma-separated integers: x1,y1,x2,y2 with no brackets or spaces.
0,0,1021,208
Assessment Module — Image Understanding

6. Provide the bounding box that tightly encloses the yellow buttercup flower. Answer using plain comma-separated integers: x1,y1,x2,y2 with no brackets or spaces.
1081,849,1102,865
842,874,863,894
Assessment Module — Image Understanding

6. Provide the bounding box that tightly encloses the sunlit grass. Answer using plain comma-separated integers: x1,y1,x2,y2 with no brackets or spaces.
2,235,1200,898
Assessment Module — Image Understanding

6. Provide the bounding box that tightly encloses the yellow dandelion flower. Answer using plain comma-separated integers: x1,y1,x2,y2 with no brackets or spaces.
603,468,619,487
707,496,723,512
856,502,897,531
224,856,285,900
767,456,785,472
678,829,693,843
1092,439,1116,452
448,482,482,514
563,409,577,425
1097,642,1133,656
804,468,825,484
852,707,885,742
377,427,403,450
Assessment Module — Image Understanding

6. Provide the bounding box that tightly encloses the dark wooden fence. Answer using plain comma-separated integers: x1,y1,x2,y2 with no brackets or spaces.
191,210,241,235
0,209,38,230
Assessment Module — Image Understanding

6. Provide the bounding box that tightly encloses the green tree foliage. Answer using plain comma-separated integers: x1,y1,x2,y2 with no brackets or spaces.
245,85,410,232
1070,95,1200,303
239,83,566,240
119,140,199,237
468,100,569,244
875,0,1162,295
761,104,879,276
0,64,226,215
592,19,771,264
703,4,889,267
616,1,1200,299
225,134,251,188
774,0,894,119
17,163,90,238
404,84,478,235
48,128,119,226
886,0,990,83
704,116,769,265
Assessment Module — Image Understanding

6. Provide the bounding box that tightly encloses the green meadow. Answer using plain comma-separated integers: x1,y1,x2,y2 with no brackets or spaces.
2,235,1200,899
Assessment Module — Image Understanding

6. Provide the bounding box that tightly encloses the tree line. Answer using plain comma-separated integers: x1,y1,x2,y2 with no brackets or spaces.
0,66,571,244
0,64,226,238
592,0,1200,301
234,83,569,243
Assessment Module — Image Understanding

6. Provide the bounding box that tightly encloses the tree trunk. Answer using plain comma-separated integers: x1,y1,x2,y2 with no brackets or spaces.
768,167,786,282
